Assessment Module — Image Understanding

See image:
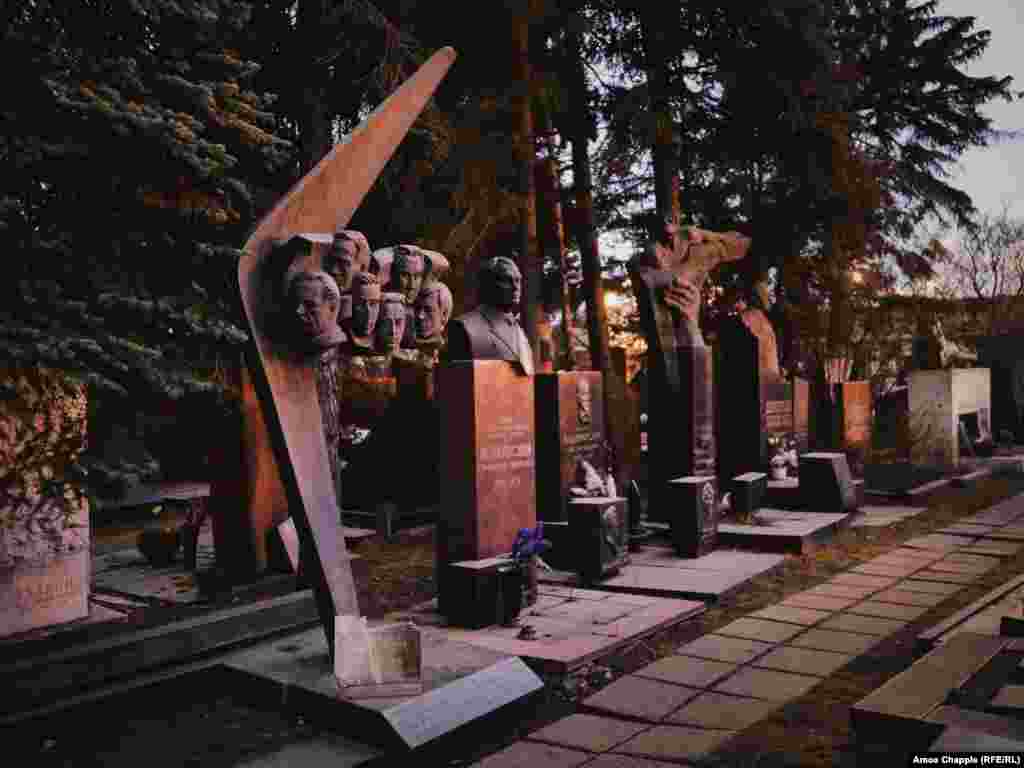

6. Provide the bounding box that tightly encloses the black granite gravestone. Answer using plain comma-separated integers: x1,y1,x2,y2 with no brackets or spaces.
800,452,860,513
668,476,719,557
730,472,767,521
978,335,1024,443
568,497,630,583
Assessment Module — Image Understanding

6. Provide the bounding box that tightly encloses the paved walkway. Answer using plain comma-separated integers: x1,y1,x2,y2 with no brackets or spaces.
470,496,1024,767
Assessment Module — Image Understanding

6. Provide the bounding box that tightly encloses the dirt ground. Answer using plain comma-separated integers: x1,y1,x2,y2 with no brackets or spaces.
10,473,1024,767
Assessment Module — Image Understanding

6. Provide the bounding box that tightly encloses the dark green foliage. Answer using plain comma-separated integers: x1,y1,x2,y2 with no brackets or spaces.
1,1,296,492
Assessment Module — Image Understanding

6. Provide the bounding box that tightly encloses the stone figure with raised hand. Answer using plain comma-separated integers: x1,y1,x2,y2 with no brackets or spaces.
346,271,383,354
445,256,534,375
629,216,753,351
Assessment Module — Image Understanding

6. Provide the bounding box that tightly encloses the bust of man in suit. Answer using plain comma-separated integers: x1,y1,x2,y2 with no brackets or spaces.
445,256,534,375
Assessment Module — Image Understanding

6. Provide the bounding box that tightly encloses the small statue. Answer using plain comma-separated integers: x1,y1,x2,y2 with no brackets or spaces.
729,279,780,377
413,279,453,349
445,256,534,375
932,317,978,368
346,272,382,354
392,245,430,305
569,459,612,498
284,270,347,351
629,216,752,349
374,292,408,355
325,230,371,292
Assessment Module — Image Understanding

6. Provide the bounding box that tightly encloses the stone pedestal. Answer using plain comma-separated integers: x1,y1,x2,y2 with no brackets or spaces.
436,361,536,616
648,347,715,521
668,476,719,558
568,497,629,583
730,472,767,520
909,369,991,469
535,372,606,522
800,452,859,513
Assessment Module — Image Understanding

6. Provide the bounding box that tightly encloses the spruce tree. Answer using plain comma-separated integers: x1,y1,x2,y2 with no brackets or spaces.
1,1,296,494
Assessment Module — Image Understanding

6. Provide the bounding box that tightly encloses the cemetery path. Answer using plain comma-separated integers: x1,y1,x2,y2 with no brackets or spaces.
464,472,1024,768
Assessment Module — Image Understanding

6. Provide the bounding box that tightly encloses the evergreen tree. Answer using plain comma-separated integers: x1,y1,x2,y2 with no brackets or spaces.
1,1,296,493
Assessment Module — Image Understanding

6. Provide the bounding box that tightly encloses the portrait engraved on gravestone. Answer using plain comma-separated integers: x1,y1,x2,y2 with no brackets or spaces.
445,256,534,375
325,230,371,292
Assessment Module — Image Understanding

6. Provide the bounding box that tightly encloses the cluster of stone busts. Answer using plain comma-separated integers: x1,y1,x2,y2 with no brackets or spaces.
282,230,454,365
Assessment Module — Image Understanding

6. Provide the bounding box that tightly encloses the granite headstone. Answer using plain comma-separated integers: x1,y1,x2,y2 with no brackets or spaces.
668,476,719,558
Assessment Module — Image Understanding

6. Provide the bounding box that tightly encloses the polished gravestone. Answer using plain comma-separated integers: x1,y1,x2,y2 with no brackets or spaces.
978,335,1024,443
436,360,536,617
729,472,767,521
535,371,607,522
668,476,719,558
800,453,861,513
568,496,630,583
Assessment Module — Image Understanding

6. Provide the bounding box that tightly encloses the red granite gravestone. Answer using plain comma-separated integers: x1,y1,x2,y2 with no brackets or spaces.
794,378,811,453
838,381,872,454
436,361,536,616
534,371,607,522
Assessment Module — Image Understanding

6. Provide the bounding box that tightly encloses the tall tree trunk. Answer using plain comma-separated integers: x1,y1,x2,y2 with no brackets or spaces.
298,0,332,174
639,5,680,225
511,9,541,367
535,115,574,370
566,11,610,378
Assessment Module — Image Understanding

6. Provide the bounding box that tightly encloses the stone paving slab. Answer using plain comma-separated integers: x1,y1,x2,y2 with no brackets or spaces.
804,582,884,600
675,634,774,665
665,691,782,730
903,534,978,551
873,589,951,608
899,579,966,595
714,617,806,643
472,741,592,768
959,540,1024,557
748,605,833,626
526,714,650,754
850,506,927,528
926,558,998,575
850,562,921,578
583,675,701,721
830,573,900,589
846,600,931,621
634,655,738,689
752,645,854,677
910,569,982,585
567,562,782,603
713,666,822,700
870,549,944,565
780,593,859,611
939,523,997,536
819,613,907,636
941,552,1003,567
613,725,736,762
580,755,681,768
787,628,882,654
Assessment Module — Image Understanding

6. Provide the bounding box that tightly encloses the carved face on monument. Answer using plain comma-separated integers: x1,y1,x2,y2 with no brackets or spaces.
479,257,522,311
392,245,429,304
325,231,370,292
285,270,344,350
374,292,408,353
350,272,382,339
413,279,453,343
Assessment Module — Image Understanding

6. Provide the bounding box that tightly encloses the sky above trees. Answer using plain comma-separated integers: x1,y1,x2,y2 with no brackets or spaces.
940,0,1023,218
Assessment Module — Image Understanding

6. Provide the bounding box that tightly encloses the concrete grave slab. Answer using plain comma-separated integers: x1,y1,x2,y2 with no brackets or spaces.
612,725,736,762
526,714,650,754
221,626,544,751
850,505,927,528
675,634,774,665
716,510,852,553
583,675,701,721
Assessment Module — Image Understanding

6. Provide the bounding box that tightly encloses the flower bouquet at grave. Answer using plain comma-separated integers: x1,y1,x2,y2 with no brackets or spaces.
512,525,552,610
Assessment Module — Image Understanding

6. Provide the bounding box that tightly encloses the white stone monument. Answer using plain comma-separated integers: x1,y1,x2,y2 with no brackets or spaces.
909,368,991,469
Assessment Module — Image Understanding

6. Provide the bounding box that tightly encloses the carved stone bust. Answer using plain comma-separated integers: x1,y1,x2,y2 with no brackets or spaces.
445,256,534,375
325,230,371,292
392,245,430,305
374,292,408,355
347,271,382,353
284,270,346,352
413,278,453,347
